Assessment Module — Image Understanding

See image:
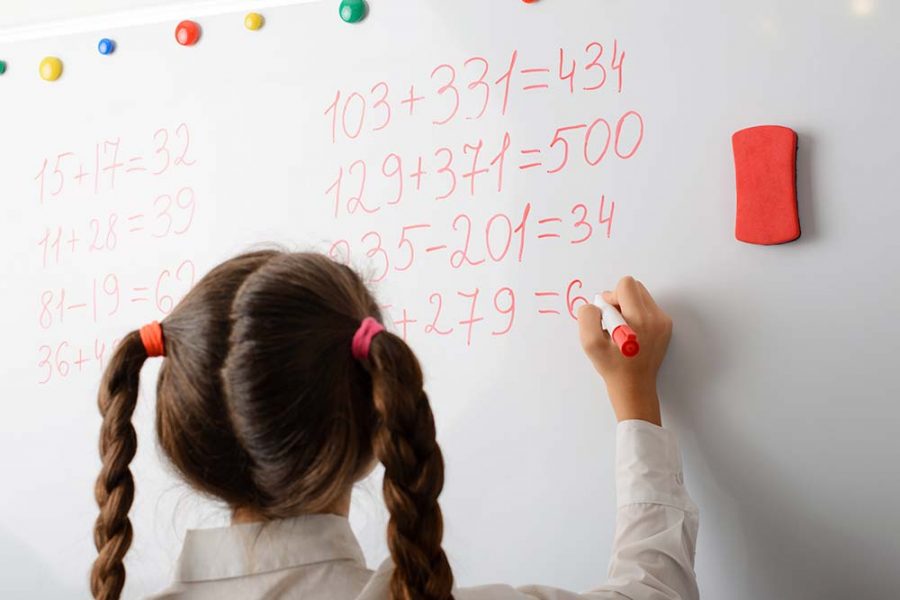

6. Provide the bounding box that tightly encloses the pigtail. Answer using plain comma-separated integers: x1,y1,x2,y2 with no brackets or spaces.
91,331,147,600
368,333,454,600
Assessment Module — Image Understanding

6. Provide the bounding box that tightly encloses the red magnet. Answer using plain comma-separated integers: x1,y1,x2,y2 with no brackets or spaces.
732,125,800,245
522,0,539,3
175,20,201,46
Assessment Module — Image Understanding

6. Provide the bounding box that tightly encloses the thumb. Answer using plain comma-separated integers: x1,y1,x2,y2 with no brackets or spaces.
577,303,611,354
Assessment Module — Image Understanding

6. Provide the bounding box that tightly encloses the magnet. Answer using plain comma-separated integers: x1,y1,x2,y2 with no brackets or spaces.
98,38,116,55
244,12,264,30
39,57,63,81
339,0,368,24
175,20,202,46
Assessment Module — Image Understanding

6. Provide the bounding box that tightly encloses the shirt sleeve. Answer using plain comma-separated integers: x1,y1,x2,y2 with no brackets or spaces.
454,420,700,600
597,420,700,599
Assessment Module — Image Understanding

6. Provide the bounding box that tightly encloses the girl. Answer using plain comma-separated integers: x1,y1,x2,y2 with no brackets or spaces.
91,250,699,600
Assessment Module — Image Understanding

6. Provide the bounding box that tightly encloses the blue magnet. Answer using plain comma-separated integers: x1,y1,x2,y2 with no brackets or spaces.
98,38,116,55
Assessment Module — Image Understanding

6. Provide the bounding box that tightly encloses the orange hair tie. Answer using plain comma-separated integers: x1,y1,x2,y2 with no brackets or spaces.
139,321,165,357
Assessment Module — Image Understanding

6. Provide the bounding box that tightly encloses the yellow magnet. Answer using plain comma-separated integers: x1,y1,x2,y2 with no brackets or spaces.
244,12,264,31
39,57,63,81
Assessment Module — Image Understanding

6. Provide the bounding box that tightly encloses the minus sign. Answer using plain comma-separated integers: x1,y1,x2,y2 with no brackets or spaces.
426,245,448,253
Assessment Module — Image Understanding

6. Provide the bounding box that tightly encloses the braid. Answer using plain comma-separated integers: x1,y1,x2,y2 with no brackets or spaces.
91,331,147,600
369,333,453,600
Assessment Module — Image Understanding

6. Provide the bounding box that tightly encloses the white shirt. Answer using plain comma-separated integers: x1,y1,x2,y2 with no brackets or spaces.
148,420,699,600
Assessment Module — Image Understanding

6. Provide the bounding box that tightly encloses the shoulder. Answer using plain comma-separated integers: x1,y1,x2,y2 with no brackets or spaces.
354,561,557,600
143,584,184,600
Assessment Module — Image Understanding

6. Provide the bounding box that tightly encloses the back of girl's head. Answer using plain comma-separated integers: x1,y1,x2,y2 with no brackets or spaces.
91,250,453,600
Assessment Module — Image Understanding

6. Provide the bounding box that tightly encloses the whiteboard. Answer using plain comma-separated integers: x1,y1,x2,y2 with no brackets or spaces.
2,1,899,598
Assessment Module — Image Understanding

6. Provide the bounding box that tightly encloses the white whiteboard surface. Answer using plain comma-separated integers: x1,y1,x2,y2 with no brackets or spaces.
2,1,899,598
0,0,202,31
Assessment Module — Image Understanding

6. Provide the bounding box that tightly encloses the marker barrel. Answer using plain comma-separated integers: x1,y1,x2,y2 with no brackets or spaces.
592,294,640,358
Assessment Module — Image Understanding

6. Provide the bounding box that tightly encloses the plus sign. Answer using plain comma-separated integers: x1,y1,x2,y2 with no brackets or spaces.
410,156,427,191
394,308,418,340
401,85,425,116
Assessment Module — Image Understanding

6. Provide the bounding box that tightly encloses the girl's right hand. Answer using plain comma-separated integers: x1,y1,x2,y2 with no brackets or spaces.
576,276,672,426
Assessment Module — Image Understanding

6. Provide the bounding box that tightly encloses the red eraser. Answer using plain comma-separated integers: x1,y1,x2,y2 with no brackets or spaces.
732,125,800,245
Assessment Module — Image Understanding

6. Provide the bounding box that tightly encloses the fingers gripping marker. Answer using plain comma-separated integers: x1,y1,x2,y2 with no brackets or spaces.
592,295,640,358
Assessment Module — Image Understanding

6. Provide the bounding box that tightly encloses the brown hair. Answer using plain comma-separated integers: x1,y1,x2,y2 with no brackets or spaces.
91,251,453,600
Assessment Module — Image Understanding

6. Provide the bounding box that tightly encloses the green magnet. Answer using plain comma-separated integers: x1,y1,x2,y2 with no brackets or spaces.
339,0,368,23
0,60,7,75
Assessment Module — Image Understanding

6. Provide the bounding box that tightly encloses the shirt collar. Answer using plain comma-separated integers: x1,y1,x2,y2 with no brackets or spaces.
174,513,367,582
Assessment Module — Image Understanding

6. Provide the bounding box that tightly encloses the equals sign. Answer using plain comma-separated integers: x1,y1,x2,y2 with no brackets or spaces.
126,156,146,173
537,217,562,239
534,291,561,315
130,286,150,303
127,214,145,233
519,149,542,170
520,67,551,91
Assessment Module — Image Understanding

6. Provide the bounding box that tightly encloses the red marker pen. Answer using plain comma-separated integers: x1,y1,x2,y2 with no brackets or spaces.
593,294,640,357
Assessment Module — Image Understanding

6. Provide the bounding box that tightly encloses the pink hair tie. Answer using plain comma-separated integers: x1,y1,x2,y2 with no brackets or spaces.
140,321,166,357
351,317,384,361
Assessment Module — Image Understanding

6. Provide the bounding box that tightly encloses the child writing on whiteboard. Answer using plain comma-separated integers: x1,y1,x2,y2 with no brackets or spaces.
91,250,699,600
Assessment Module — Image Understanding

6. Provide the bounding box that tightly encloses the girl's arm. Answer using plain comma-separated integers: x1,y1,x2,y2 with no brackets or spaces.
580,277,699,598
455,420,699,600
468,276,700,599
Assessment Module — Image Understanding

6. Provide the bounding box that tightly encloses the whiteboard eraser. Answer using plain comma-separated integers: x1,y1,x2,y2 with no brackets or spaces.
732,125,800,245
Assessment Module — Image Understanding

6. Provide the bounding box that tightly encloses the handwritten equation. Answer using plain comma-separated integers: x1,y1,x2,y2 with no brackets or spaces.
30,123,200,384
379,277,595,347
324,42,626,144
320,39,644,348
33,124,196,204
327,195,614,281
